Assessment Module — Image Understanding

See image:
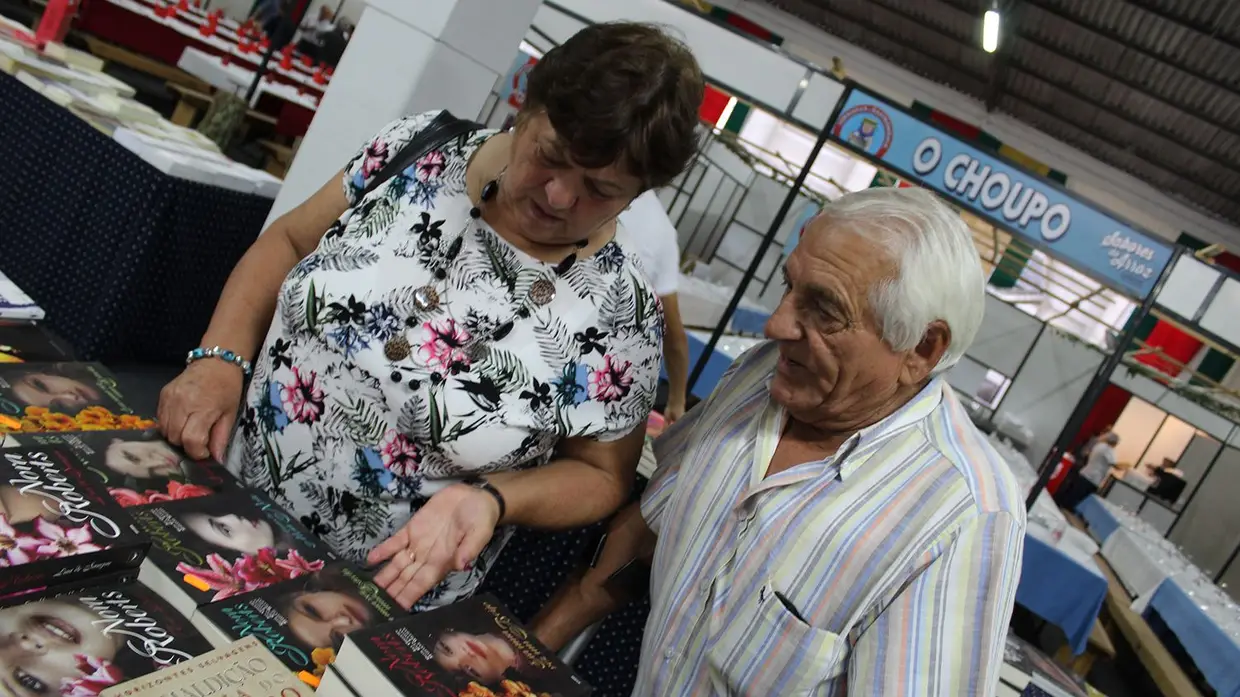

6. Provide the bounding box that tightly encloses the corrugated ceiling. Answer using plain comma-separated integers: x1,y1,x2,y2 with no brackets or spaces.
765,0,1240,227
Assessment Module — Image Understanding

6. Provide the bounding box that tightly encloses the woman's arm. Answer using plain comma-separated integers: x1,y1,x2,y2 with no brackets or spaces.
487,427,646,529
198,170,350,358
158,170,349,461
660,293,690,423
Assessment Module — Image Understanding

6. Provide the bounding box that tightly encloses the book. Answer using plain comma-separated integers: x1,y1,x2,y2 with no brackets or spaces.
0,322,74,363
100,635,312,697
326,594,591,697
1001,633,1087,697
0,567,138,609
0,270,44,321
12,429,236,508
0,362,155,434
0,582,213,696
129,490,339,617
0,447,147,598
193,563,402,677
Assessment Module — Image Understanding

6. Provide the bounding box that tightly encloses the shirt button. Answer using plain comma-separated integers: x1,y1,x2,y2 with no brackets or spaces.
664,649,677,660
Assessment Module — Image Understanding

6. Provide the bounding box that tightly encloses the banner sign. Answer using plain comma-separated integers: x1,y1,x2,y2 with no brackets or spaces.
829,88,1174,298
498,51,537,109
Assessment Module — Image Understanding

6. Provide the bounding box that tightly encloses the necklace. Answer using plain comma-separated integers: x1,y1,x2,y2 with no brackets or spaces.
382,175,589,379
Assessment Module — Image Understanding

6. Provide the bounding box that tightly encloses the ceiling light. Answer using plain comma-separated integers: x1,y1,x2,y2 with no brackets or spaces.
983,9,1001,53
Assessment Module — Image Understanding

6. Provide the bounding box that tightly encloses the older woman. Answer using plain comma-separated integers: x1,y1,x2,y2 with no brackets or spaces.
157,23,703,610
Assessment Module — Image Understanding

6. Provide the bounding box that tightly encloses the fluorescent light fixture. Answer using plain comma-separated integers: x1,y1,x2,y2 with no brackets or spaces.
715,96,738,129
982,9,1000,52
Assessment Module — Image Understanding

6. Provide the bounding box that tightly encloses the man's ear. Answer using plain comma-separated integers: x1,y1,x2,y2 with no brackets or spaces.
901,320,951,385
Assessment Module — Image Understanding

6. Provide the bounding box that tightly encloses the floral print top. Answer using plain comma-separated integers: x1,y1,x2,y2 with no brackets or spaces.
226,112,664,610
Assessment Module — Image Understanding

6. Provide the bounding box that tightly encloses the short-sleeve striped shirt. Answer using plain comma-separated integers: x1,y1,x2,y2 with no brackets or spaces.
637,341,1026,696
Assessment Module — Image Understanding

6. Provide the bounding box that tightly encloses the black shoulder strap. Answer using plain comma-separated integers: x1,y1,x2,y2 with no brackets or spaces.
361,110,482,200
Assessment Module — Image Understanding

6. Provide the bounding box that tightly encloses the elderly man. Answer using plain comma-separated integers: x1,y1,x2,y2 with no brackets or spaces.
532,187,1026,695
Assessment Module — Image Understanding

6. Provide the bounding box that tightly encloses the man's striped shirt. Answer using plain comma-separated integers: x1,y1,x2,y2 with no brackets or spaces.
636,341,1026,695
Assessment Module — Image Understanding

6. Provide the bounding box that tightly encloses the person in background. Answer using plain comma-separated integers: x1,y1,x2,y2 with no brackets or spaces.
1068,431,1120,507
617,191,690,423
532,187,1026,695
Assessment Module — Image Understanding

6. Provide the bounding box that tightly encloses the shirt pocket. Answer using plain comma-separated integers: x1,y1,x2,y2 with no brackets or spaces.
707,580,847,695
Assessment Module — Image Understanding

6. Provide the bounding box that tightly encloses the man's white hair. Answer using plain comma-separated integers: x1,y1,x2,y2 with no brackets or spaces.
817,187,986,376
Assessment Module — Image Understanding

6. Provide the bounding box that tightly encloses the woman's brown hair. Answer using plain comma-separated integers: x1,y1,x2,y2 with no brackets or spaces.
521,22,705,190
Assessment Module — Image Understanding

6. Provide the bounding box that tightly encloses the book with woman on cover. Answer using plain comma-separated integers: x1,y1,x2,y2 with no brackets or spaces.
322,594,591,697
0,363,155,434
98,636,311,697
0,581,213,697
193,563,401,678
0,447,147,598
9,430,236,508
0,323,74,363
127,489,339,617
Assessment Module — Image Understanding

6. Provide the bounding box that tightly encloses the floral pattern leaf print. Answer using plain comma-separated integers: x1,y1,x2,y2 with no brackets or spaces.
226,111,664,611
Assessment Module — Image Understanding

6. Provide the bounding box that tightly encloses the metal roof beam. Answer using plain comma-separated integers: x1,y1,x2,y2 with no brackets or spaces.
1020,0,1240,95
1123,0,1240,53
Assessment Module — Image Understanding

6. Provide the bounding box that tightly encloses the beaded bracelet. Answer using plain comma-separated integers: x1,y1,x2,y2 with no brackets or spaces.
186,346,253,377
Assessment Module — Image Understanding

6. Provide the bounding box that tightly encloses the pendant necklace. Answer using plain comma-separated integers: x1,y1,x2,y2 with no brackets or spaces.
382,174,588,375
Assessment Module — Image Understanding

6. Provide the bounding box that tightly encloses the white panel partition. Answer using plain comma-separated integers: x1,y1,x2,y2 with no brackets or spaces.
791,72,847,129
1199,277,1240,347
538,0,816,113
1156,255,1221,320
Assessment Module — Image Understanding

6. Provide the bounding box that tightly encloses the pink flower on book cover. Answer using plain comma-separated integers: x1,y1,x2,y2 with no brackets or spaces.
60,654,123,697
175,554,254,600
235,548,288,586
281,367,326,424
33,520,102,558
419,318,471,372
380,430,420,476
167,481,214,499
0,514,40,566
108,488,149,507
588,354,634,403
274,548,324,578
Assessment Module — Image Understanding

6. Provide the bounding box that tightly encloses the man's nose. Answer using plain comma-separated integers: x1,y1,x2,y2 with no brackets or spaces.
764,296,801,341
18,633,46,654
545,177,576,211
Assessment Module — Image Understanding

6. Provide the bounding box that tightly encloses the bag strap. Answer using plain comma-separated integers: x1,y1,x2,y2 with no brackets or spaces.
361,110,482,200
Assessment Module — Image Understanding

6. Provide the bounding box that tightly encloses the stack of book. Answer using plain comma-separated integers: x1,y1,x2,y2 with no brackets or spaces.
1000,633,1095,697
0,356,595,696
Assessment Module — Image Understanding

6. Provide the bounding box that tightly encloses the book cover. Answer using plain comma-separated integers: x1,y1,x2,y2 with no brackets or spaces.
0,568,139,609
1004,633,1086,697
99,635,311,697
196,563,401,677
0,582,212,697
0,323,74,363
0,271,44,322
129,490,339,614
0,363,155,434
345,594,591,697
18,430,236,508
0,448,147,597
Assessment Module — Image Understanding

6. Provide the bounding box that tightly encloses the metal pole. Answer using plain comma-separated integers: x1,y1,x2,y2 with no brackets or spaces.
243,0,310,104
686,88,852,392
1216,540,1240,584
1024,247,1183,511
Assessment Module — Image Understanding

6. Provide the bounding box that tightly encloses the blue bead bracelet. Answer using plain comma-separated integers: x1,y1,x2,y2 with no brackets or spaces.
187,346,253,377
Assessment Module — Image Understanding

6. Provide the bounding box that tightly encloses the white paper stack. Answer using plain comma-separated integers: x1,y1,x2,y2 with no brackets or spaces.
0,269,44,321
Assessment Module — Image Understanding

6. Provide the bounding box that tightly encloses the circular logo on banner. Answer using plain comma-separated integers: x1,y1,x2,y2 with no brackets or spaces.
832,104,894,158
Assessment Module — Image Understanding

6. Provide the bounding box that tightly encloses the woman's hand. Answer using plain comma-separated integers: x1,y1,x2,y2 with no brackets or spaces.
157,360,245,462
368,483,501,609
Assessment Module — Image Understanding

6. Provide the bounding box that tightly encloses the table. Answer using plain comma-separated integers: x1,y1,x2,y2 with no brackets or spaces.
1077,495,1122,544
1017,527,1109,655
77,0,328,94
0,72,271,363
1147,578,1240,697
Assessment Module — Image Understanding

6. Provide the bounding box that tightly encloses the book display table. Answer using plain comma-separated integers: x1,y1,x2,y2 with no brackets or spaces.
0,72,270,364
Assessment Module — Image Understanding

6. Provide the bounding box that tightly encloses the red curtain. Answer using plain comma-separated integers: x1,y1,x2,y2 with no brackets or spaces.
1136,320,1203,377
1072,384,1133,452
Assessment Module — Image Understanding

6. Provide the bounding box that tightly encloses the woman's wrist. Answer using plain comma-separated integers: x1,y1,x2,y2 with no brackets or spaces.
186,345,254,377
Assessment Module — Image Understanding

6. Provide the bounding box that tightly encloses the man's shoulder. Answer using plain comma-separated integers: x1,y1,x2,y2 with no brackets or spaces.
922,393,1027,520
